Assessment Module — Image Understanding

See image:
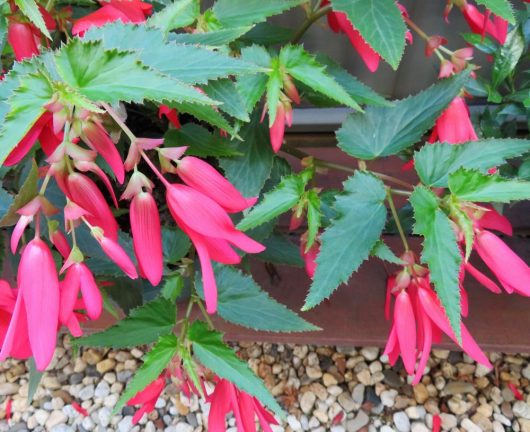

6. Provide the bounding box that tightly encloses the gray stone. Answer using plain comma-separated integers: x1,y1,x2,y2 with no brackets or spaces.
0,382,19,396
117,416,134,432
78,385,95,401
94,381,110,399
393,411,411,432
441,381,477,396
346,410,369,432
352,383,365,405
360,347,379,361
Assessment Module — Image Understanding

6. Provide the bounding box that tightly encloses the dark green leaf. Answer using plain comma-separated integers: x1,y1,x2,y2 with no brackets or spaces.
304,172,387,309
75,297,176,348
240,23,296,45
114,334,178,414
305,190,321,251
169,26,252,45
0,160,38,227
236,45,271,112
172,100,235,134
238,174,305,231
414,139,530,187
161,275,184,302
492,28,524,89
162,227,191,263
188,321,283,417
147,0,199,34
256,232,304,267
410,186,462,341
203,79,250,122
212,0,305,27
449,168,530,202
330,0,406,69
371,240,404,264
196,264,318,332
336,72,470,160
0,188,13,221
27,357,43,405
475,0,515,23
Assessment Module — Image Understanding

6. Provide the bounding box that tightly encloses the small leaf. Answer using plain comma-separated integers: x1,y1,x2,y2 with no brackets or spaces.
0,160,38,227
161,275,184,303
238,174,306,231
236,45,271,112
280,45,362,111
162,226,191,263
75,297,177,348
492,27,524,89
196,264,318,332
14,0,51,39
410,186,462,341
336,72,471,160
266,59,283,126
147,0,199,34
474,0,515,23
203,79,250,122
171,100,235,134
449,202,475,262
414,139,530,187
330,0,406,69
371,240,404,265
169,26,252,45
256,232,304,267
188,321,283,417
54,39,214,105
211,0,305,28
27,357,43,405
304,171,387,310
0,188,13,221
448,168,530,203
114,334,178,414
305,190,321,251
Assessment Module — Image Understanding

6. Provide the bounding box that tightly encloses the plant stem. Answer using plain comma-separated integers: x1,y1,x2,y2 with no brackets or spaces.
403,15,430,42
292,5,332,43
386,188,410,252
194,296,215,330
140,150,171,188
100,102,136,142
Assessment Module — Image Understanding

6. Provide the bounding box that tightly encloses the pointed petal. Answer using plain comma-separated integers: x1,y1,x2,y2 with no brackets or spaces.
4,113,49,166
194,235,218,314
464,262,502,294
78,264,102,320
269,104,285,153
394,291,417,375
478,206,513,236
59,265,81,325
99,237,138,279
412,308,433,385
11,215,33,254
75,160,119,207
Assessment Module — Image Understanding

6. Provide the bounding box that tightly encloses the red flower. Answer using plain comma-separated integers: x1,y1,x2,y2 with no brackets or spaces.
459,2,508,45
428,97,478,144
127,376,165,424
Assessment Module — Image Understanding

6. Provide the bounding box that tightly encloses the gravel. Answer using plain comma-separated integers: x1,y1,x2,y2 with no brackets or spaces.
0,335,529,431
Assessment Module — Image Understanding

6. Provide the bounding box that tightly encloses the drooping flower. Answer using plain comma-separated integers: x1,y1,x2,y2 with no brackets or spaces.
429,97,478,144
72,0,152,35
158,105,181,129
0,281,31,361
127,375,165,425
166,184,264,313
268,101,292,153
94,234,138,279
459,1,508,45
0,239,60,371
175,156,257,213
207,378,278,432
7,21,40,61
300,233,319,279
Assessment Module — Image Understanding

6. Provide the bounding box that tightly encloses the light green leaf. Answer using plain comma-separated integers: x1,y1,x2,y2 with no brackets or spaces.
169,26,252,45
305,189,321,251
196,264,318,332
336,72,470,160
148,0,199,33
492,27,524,89
84,23,262,85
371,240,404,265
238,174,306,231
475,0,515,23
303,171,387,310
236,45,271,112
161,275,184,303
188,321,283,417
266,59,283,125
212,0,305,28
414,139,530,187
170,100,235,134
449,168,530,203
0,160,38,227
256,232,304,267
410,186,462,341
330,0,406,69
219,116,274,197
204,78,250,122
114,334,178,414
27,357,43,405
54,39,214,104
449,202,474,262
0,71,53,166
15,0,51,39
74,297,177,348
280,45,362,111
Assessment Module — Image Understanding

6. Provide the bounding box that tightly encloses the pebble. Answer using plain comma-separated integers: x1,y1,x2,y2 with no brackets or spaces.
346,410,369,432
393,411,411,432
78,385,95,401
300,392,316,414
0,383,19,395
461,418,482,432
96,359,116,375
381,389,398,407
360,347,379,361
514,402,530,420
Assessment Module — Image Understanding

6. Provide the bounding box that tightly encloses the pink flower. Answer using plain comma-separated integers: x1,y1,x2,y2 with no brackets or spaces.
7,21,40,61
66,172,119,240
72,0,152,35
269,102,287,153
300,234,319,279
96,235,138,279
1,239,59,370
429,97,478,144
159,105,181,129
166,184,264,313
460,2,508,45
130,192,163,286
176,156,257,213
0,281,31,361
127,376,165,424
81,120,125,184
207,379,278,432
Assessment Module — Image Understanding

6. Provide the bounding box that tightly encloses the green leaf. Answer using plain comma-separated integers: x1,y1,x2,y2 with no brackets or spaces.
305,190,321,251
448,168,530,203
330,0,406,69
304,171,387,310
15,0,51,40
161,275,184,302
236,45,271,112
114,334,178,414
0,17,7,55
492,27,524,89
211,0,305,28
164,124,241,158
203,79,250,122
101,278,144,313
238,174,306,231
449,201,474,262
196,264,318,332
0,71,53,166
371,240,404,265
256,232,304,267
0,188,13,221
336,72,471,160
241,22,296,46
75,297,177,348
162,227,191,263
54,39,214,105
27,357,43,405
188,321,283,417
219,116,274,197
171,101,235,134
475,0,515,23
84,23,262,85
414,139,530,187
147,0,199,34
266,59,283,125
169,26,252,45
280,45,362,111
410,186,462,341
0,160,38,227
